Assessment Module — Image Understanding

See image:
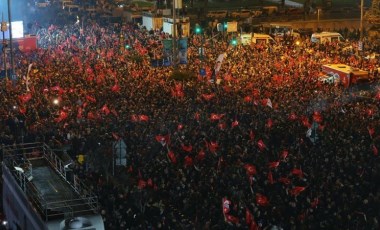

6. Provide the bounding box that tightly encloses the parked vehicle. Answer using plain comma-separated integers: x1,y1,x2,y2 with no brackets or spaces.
319,72,340,85
322,64,370,88
230,9,251,18
206,10,228,19
311,32,345,44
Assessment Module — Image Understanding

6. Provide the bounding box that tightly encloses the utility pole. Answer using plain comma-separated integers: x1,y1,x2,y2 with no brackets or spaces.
172,0,177,68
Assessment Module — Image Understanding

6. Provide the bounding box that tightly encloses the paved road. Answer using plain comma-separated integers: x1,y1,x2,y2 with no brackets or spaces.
267,0,303,8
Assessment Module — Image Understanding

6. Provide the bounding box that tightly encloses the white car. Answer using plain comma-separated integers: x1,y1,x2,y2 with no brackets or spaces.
319,72,340,84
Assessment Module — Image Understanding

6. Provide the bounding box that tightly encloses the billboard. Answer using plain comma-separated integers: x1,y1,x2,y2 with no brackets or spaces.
1,21,24,39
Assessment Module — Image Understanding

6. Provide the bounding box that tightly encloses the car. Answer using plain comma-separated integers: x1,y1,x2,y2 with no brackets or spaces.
206,11,228,19
319,72,340,84
230,9,251,18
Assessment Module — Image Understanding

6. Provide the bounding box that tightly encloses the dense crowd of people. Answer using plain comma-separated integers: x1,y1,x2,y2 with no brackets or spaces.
1,20,380,229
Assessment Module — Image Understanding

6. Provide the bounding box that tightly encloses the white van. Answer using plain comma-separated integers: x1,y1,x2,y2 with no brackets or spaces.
251,33,276,44
311,32,345,44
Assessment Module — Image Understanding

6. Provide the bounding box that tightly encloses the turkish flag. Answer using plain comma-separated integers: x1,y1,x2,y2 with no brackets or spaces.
168,151,177,164
300,116,311,128
249,130,255,141
257,139,266,151
244,96,252,103
291,168,304,178
268,161,280,169
289,112,298,121
256,193,269,206
373,144,378,156
77,107,83,119
244,164,257,176
225,214,239,225
197,149,206,161
101,104,110,115
85,95,97,103
231,120,239,128
137,179,147,189
218,122,227,130
18,93,32,103
184,156,193,167
280,150,289,160
289,186,306,196
208,141,219,153
267,171,274,184
19,107,27,114
155,134,170,145
266,118,273,129
55,110,68,123
131,114,139,122
177,124,184,130
111,83,120,92
87,111,96,120
278,177,291,185
202,93,215,101
368,126,375,138
139,115,149,122
210,113,224,121
181,144,193,152
194,112,200,121
313,111,323,123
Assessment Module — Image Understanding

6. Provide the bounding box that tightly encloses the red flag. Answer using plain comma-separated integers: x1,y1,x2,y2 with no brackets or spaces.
266,118,273,129
256,193,269,206
77,107,83,119
55,110,68,123
110,109,119,117
181,144,193,152
19,107,27,114
268,171,274,184
289,186,306,196
268,161,280,169
368,126,375,138
311,197,319,208
147,178,153,187
101,104,110,115
177,124,184,130
207,141,219,153
131,114,139,122
210,113,224,121
168,151,177,164
249,130,255,141
244,96,252,103
155,134,170,145
87,111,96,120
137,179,147,189
278,177,291,185
194,112,200,121
231,120,239,128
244,164,257,176
222,197,231,214
291,168,304,178
289,112,298,121
257,139,266,151
18,93,32,103
202,93,215,101
367,108,374,117
184,155,193,167
218,122,227,130
225,214,239,225
312,111,323,123
300,116,311,128
112,132,120,140
373,144,378,156
111,83,120,92
85,95,97,103
280,150,289,160
245,208,253,225
197,149,206,161
252,89,260,98
139,115,149,122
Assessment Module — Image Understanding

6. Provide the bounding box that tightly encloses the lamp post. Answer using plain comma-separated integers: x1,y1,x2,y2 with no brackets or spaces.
172,0,177,67
7,0,15,79
317,8,321,31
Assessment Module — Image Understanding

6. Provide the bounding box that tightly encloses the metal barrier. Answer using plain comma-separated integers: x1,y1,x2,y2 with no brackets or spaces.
2,142,99,221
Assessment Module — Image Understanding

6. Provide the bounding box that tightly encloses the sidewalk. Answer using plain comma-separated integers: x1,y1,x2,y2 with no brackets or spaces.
267,0,303,8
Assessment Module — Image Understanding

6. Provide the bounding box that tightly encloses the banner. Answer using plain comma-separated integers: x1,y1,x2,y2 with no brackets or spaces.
178,38,188,64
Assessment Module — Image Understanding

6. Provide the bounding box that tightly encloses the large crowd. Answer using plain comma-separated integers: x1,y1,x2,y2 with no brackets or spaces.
1,20,380,229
